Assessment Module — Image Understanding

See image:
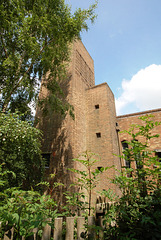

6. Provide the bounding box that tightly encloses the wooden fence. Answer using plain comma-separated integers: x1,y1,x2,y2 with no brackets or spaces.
2,216,103,240
1,201,114,240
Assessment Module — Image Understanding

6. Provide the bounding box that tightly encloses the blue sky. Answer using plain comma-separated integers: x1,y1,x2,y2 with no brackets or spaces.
65,0,161,115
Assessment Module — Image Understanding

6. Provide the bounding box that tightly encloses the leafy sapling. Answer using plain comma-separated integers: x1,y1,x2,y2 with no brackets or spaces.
103,115,161,240
69,150,108,216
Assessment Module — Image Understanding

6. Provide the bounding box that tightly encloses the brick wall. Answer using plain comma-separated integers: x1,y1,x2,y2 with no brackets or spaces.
36,40,121,206
36,40,96,205
117,108,161,168
86,83,121,198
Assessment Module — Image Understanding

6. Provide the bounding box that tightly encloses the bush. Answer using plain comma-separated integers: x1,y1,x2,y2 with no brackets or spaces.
0,112,45,190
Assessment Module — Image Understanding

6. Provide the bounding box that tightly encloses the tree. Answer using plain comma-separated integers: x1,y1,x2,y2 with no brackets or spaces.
0,0,97,117
103,116,161,240
0,112,45,190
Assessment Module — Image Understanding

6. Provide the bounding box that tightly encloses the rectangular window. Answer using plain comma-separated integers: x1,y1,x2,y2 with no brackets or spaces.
155,151,161,183
122,141,132,177
125,159,130,168
95,104,99,109
42,153,51,168
96,132,101,138
122,141,130,168
154,151,161,168
97,166,103,171
133,140,143,169
155,151,161,161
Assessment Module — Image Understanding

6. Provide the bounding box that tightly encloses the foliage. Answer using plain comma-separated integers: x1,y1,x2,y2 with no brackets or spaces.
103,115,161,240
0,190,57,239
0,163,15,203
69,150,107,216
0,0,97,117
62,191,87,217
0,112,45,190
0,164,57,239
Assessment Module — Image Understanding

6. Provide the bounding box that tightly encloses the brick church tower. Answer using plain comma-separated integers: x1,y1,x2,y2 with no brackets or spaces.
36,40,121,205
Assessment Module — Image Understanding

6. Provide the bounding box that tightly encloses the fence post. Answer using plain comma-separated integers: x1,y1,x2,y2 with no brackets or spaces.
42,219,51,240
3,227,14,240
77,217,85,240
53,217,63,240
98,216,104,240
65,217,74,240
32,228,38,240
88,216,96,240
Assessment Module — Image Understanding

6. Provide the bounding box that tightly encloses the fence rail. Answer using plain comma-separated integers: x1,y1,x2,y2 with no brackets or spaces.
2,216,100,240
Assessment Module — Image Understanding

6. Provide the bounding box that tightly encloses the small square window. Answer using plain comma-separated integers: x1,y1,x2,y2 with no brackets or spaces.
97,166,103,171
96,132,101,138
95,104,99,109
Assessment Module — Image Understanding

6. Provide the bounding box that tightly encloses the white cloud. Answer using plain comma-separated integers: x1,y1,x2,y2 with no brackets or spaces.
116,64,161,115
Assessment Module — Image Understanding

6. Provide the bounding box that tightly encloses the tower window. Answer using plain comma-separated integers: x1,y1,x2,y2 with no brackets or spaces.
42,153,51,168
95,104,99,109
97,166,103,172
96,132,101,138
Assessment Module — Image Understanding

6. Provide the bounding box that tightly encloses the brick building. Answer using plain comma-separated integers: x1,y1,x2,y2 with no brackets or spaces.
36,40,161,206
117,108,161,168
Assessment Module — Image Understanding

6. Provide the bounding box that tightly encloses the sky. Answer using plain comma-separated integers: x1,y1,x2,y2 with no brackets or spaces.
65,0,161,116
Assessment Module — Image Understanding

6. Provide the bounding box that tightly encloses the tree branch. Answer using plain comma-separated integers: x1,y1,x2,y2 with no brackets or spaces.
2,38,54,112
15,51,26,79
13,37,54,92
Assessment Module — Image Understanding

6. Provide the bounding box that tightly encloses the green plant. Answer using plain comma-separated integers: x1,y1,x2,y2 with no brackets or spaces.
0,189,57,239
0,112,45,190
0,163,58,240
0,164,57,239
103,115,161,240
62,191,86,217
0,0,97,118
69,151,107,216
